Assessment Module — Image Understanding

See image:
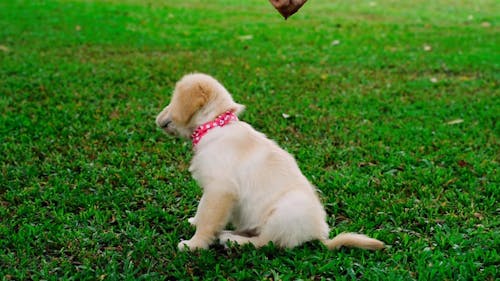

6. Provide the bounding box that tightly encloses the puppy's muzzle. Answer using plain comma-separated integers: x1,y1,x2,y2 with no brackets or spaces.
156,115,177,135
159,120,172,129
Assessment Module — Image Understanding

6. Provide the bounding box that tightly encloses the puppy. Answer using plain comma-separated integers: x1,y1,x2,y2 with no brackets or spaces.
156,73,384,251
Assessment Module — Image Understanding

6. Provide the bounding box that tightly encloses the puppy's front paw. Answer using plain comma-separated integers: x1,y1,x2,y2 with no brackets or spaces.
178,239,209,251
187,217,196,226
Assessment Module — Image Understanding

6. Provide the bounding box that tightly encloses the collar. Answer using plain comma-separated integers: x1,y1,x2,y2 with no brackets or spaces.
191,110,238,146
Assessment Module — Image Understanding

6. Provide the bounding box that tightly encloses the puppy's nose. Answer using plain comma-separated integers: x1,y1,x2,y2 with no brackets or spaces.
156,105,171,128
160,120,172,128
156,115,172,128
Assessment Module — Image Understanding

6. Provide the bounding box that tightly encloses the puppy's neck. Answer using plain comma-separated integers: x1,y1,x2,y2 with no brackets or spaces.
191,111,238,147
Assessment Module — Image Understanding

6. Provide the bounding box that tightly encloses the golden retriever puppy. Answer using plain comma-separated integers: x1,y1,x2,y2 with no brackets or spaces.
156,73,384,251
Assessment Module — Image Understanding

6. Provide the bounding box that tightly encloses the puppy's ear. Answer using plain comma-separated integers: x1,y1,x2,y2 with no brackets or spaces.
170,84,209,125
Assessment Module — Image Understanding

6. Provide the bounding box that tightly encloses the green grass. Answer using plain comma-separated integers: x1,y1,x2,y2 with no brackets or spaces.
1,0,499,280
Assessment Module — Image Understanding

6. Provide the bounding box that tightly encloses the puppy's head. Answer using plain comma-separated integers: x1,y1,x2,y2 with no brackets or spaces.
156,73,244,138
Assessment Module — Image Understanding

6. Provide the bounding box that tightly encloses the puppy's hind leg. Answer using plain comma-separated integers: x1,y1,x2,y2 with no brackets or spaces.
218,231,267,248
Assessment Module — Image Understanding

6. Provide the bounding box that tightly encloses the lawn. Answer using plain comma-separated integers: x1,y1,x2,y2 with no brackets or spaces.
0,0,498,280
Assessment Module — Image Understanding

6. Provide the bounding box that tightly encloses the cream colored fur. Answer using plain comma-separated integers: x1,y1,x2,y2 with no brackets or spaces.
156,73,384,251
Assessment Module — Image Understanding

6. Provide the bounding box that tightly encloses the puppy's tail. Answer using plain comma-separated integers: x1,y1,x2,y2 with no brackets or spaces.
322,233,384,251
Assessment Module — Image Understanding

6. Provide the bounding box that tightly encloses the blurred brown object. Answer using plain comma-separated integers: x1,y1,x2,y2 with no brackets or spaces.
269,0,308,19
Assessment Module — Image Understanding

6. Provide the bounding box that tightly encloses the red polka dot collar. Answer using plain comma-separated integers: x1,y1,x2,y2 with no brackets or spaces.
191,110,238,147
